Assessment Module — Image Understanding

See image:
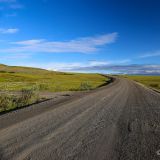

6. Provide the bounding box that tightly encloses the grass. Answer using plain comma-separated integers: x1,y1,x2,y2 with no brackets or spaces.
0,64,109,112
0,64,108,92
0,87,40,112
123,75,160,90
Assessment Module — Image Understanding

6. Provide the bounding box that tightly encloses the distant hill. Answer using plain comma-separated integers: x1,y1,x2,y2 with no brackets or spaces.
0,64,73,76
0,64,107,92
0,64,57,73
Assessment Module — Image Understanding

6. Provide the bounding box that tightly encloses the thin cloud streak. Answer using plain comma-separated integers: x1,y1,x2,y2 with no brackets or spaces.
140,50,160,58
0,33,118,53
0,28,19,34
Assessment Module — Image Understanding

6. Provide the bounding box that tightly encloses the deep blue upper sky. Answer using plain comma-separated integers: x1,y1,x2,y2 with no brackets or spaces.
0,0,160,74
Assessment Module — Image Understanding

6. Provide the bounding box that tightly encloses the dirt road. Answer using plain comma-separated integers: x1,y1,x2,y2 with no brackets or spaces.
0,78,160,160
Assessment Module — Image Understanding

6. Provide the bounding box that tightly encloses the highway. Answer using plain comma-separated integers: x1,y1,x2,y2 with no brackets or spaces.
0,78,160,160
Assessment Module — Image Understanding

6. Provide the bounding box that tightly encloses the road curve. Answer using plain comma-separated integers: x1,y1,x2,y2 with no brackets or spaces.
0,78,160,160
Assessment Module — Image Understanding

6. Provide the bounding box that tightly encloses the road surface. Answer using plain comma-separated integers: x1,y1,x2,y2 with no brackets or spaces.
0,78,160,160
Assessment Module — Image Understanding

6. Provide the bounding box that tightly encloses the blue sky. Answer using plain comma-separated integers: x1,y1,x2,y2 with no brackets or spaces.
0,0,160,74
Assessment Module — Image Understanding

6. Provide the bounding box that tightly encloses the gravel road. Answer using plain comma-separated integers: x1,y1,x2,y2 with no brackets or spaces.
0,78,160,160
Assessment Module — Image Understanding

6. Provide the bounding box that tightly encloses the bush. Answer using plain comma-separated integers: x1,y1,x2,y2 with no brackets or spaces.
0,94,15,111
17,88,39,107
149,83,159,88
38,83,49,91
0,87,40,112
79,82,92,91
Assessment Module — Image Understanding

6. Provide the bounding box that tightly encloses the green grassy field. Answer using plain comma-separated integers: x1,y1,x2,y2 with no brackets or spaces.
0,64,109,112
124,75,160,90
0,64,108,92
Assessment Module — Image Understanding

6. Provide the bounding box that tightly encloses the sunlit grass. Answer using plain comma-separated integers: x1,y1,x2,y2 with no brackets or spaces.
0,64,108,92
124,75,160,90
0,87,40,112
0,64,109,112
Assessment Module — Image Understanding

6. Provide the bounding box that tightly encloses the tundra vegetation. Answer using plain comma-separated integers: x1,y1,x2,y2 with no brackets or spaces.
0,87,39,112
0,64,108,112
124,75,160,90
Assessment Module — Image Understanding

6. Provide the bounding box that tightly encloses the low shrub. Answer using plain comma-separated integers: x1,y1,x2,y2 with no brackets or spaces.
0,87,40,112
38,83,49,91
79,82,92,91
0,94,16,111
149,83,159,88
17,88,39,106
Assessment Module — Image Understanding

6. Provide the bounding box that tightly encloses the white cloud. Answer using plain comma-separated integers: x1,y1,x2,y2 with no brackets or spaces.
0,28,19,34
1,33,118,53
13,39,46,45
140,50,160,58
88,61,110,66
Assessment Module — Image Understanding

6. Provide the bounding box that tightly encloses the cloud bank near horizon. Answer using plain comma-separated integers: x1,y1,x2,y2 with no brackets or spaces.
71,64,160,75
11,61,160,75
